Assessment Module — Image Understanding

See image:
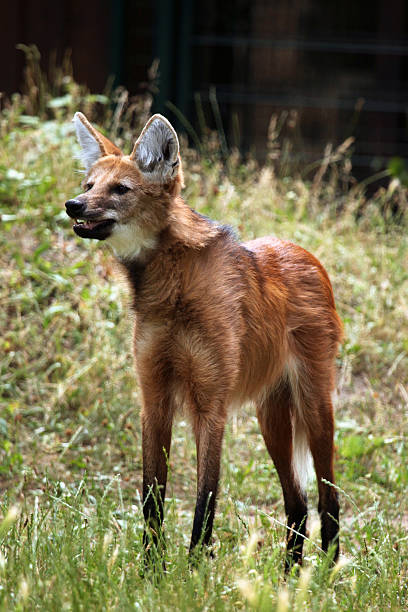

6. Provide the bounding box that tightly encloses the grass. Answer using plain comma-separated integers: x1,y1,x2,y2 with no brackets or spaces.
0,66,408,610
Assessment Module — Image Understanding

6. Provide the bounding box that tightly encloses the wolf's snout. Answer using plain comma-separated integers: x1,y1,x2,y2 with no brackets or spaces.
65,199,85,218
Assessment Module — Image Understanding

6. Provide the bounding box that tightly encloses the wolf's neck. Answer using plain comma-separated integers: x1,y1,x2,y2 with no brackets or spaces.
108,197,217,263
167,197,219,249
120,199,222,313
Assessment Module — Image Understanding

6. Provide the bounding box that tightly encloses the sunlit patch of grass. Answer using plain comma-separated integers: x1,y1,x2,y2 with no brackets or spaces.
0,59,407,609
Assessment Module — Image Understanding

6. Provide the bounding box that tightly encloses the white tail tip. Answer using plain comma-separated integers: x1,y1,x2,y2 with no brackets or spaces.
292,422,314,491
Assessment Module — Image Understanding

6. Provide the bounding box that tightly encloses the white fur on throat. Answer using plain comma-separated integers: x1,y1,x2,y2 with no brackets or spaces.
73,113,102,172
106,221,157,261
134,115,179,183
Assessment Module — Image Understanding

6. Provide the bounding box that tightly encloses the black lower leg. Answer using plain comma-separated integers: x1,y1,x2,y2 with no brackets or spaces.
319,489,340,561
285,493,308,572
189,488,217,553
142,479,166,554
307,398,340,563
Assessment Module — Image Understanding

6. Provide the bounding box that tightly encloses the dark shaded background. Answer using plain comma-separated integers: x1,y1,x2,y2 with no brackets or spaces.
1,0,407,174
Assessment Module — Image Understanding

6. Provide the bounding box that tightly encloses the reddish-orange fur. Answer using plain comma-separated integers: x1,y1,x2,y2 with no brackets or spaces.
67,113,343,570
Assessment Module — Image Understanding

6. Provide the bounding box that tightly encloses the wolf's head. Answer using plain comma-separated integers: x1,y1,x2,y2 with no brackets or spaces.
65,113,184,260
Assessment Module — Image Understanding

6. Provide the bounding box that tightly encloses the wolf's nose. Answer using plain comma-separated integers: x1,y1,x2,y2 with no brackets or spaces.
65,199,85,217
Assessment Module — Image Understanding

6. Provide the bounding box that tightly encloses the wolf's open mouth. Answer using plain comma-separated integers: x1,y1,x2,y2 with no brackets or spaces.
74,218,111,230
73,218,115,240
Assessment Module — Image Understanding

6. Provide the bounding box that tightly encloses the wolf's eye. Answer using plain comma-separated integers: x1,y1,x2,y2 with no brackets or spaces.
85,183,94,191
112,184,130,195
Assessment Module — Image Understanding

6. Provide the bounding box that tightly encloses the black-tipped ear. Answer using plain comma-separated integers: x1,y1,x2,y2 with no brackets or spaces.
131,114,180,183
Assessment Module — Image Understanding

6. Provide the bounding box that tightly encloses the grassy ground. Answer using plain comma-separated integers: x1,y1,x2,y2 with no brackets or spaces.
0,78,407,610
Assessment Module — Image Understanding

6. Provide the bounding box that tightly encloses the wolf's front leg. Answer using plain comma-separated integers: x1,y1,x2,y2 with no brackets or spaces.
189,413,226,558
141,407,173,562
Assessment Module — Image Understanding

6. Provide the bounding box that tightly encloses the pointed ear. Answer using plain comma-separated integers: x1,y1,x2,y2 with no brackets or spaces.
130,114,180,183
73,112,122,172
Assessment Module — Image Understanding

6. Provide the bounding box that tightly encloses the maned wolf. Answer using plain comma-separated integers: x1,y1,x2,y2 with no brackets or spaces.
66,112,342,570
